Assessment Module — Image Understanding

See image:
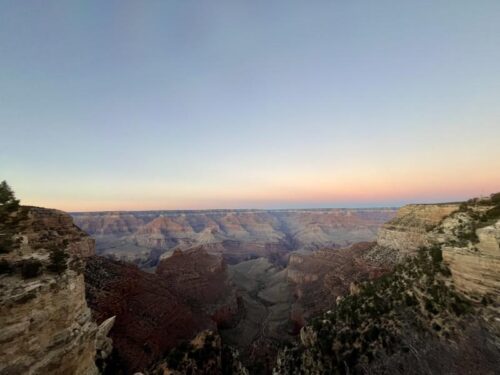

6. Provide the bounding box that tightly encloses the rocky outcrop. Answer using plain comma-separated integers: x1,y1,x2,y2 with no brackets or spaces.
375,204,459,256
0,207,105,375
273,193,500,375
72,209,397,266
85,256,210,373
85,248,240,373
156,247,238,315
368,195,500,302
439,196,500,302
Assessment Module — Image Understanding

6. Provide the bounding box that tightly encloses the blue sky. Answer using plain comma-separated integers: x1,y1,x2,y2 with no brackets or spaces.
1,1,499,210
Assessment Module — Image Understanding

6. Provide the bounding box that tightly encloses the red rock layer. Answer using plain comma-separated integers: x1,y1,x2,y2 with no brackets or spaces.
156,247,240,315
85,257,213,373
85,248,240,373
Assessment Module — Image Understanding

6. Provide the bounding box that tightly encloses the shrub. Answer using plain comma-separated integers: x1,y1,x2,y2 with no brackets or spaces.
432,322,441,331
0,236,14,254
490,192,500,204
47,248,69,275
429,246,443,265
0,259,12,274
21,259,42,279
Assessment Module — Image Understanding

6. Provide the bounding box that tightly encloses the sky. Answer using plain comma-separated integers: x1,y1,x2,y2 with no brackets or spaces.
1,1,499,211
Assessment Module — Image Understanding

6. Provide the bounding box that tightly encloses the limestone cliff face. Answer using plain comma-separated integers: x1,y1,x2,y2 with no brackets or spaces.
376,203,459,256
439,201,500,302
274,193,500,374
0,207,102,375
372,198,500,301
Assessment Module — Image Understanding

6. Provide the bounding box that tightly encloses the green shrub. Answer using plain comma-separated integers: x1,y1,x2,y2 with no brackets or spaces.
47,248,69,274
21,259,42,279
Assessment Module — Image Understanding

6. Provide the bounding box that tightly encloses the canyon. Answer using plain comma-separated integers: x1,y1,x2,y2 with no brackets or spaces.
2,189,499,375
74,208,396,373
72,209,397,267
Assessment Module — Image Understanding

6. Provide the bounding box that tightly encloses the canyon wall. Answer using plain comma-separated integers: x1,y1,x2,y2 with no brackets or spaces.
72,208,396,265
286,242,388,326
439,199,500,302
85,248,241,373
0,207,104,375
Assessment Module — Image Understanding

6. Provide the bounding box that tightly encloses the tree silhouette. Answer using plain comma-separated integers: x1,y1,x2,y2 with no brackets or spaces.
0,181,23,253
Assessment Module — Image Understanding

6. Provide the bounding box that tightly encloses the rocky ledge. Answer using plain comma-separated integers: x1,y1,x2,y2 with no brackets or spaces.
0,206,112,375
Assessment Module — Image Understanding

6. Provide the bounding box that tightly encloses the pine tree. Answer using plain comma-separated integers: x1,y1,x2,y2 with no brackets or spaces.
0,181,23,253
0,180,20,217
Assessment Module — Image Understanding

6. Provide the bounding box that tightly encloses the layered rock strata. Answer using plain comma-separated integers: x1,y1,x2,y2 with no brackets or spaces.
376,203,459,256
0,207,104,375
439,199,500,302
72,209,396,266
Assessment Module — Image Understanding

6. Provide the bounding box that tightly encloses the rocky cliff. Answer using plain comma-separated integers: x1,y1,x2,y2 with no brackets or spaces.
0,206,108,375
273,193,500,374
85,248,241,373
439,194,500,303
156,247,240,322
374,203,459,258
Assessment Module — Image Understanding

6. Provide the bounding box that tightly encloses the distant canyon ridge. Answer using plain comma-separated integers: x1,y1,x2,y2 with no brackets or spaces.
71,208,397,267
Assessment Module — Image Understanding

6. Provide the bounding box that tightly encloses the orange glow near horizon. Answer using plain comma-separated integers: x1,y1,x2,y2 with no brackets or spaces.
2,1,500,214
19,172,500,212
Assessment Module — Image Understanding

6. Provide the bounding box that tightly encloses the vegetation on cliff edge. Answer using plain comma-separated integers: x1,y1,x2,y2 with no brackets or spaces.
274,244,483,374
